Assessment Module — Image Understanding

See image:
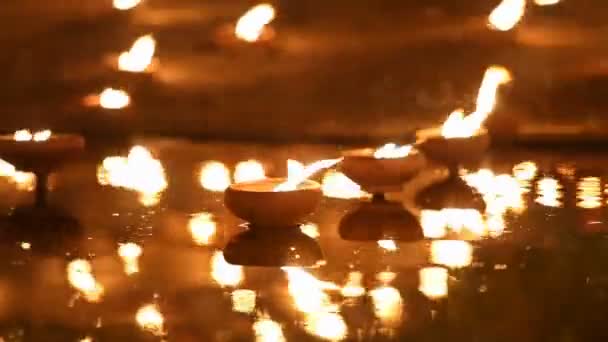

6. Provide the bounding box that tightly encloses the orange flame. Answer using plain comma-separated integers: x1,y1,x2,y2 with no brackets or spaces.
98,88,130,109
118,35,156,73
419,267,448,299
534,0,560,5
67,259,105,303
234,160,266,183
275,158,342,192
373,143,412,159
117,242,143,275
188,212,217,246
235,4,276,42
199,161,231,192
253,317,286,342
430,240,473,268
321,170,368,199
113,0,142,10
489,0,526,31
13,129,52,142
211,251,243,287
136,304,165,336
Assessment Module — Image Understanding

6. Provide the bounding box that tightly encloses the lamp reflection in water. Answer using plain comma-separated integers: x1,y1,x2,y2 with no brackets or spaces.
0,159,35,191
321,170,369,199
234,160,266,183
430,240,473,268
304,312,348,341
117,242,143,275
577,177,602,209
419,267,448,300
369,286,403,326
341,272,365,298
97,146,168,206
113,0,142,10
199,161,231,192
118,35,156,73
235,4,276,43
534,0,560,5
535,177,563,207
211,251,243,287
136,304,165,337
188,212,217,246
489,0,526,31
84,88,130,110
67,259,104,303
232,289,256,314
253,316,285,342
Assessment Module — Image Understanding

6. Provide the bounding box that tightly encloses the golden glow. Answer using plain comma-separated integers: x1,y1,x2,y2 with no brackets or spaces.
211,251,243,287
117,242,143,275
118,35,156,73
0,160,36,191
136,304,165,336
300,223,320,239
34,129,52,142
234,160,266,183
534,0,560,5
235,4,276,42
421,209,486,237
287,159,305,178
275,158,343,192
441,66,511,138
378,240,398,251
489,0,526,31
98,88,130,109
304,312,347,341
188,212,217,246
113,0,142,10
199,161,231,192
577,177,602,209
369,286,403,326
419,267,448,299
377,271,397,285
463,169,525,215
13,129,52,142
98,146,167,205
341,272,365,298
513,161,538,182
283,267,339,314
373,143,412,159
321,170,368,199
430,240,473,268
67,259,104,303
253,317,285,342
535,177,563,207
232,289,256,314
20,242,31,250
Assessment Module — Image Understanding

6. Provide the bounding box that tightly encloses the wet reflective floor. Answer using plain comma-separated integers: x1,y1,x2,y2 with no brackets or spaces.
0,139,607,341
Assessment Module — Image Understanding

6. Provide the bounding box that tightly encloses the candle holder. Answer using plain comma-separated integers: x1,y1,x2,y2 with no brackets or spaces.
415,128,489,211
224,178,322,228
0,133,85,254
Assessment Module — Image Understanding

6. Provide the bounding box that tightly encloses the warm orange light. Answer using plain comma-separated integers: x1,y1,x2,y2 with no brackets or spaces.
300,223,320,239
304,312,347,341
117,242,143,275
373,143,412,159
113,0,142,10
441,66,511,138
235,4,276,42
430,240,473,268
463,169,525,215
13,129,52,142
577,177,602,209
232,289,256,314
0,159,35,191
211,251,243,287
98,88,130,109
136,304,165,336
253,317,285,342
275,158,342,192
67,259,104,303
421,209,486,237
321,170,368,199
370,286,403,326
234,160,266,183
513,161,538,182
33,129,52,142
341,272,365,298
535,177,563,207
489,0,526,31
118,35,156,73
283,267,339,314
418,267,448,299
199,161,231,192
534,0,560,5
378,239,398,251
188,212,217,246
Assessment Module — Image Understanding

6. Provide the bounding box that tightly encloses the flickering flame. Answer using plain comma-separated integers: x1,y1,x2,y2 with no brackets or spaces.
253,317,285,342
283,267,339,314
235,4,276,42
199,161,231,192
136,304,165,336
577,177,602,209
97,146,167,204
421,209,486,238
211,251,243,287
20,242,31,250
535,177,563,207
441,66,511,138
13,129,52,142
117,242,143,275
513,161,538,182
287,159,305,178
489,0,526,31
67,259,104,303
369,286,403,326
419,267,448,299
33,129,52,142
234,160,266,183
188,212,217,246
378,240,398,251
300,223,320,239
321,170,368,199
232,289,256,314
341,272,365,298
118,35,156,73
275,158,343,192
113,0,142,10
98,88,130,109
534,0,560,5
373,143,412,159
430,240,473,268
304,312,348,341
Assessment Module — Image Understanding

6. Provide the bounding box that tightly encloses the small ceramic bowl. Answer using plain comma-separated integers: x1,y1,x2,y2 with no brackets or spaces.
415,127,490,164
225,178,322,227
339,148,426,193
0,133,85,172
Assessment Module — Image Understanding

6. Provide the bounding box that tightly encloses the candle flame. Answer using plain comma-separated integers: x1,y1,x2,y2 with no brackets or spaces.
441,66,511,138
118,35,156,73
188,212,217,246
489,0,526,31
430,240,473,268
117,242,143,275
373,143,412,159
98,88,130,109
113,0,142,10
67,259,105,303
136,304,165,336
199,161,231,192
211,251,243,287
418,267,448,299
234,160,266,183
235,4,276,42
275,158,342,192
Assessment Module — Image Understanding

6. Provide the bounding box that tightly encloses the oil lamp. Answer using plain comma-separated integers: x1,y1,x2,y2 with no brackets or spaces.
338,143,426,242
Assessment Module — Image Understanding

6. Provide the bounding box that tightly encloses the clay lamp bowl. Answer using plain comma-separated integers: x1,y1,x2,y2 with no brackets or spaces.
339,199,424,242
225,178,322,228
339,147,427,196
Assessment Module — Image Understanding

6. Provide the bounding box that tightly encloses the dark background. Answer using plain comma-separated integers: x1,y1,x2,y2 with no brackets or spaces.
2,0,607,143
